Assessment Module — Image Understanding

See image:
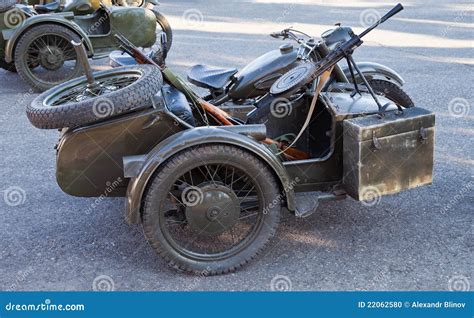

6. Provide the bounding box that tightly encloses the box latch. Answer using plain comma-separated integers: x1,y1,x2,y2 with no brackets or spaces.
372,131,381,150
419,127,427,143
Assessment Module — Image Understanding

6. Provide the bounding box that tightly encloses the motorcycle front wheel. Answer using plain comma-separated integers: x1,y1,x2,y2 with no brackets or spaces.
326,78,414,108
365,79,414,108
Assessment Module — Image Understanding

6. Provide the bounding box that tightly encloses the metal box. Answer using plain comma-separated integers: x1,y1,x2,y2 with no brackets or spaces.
343,107,435,200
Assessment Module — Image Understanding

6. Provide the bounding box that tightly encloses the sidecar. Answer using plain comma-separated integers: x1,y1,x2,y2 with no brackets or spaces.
0,4,158,90
51,80,434,274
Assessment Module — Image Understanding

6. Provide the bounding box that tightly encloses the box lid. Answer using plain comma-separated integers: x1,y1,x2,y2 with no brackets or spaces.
343,107,435,141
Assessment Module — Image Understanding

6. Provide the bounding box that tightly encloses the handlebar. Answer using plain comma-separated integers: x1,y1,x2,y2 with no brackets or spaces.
271,3,403,42
270,32,281,39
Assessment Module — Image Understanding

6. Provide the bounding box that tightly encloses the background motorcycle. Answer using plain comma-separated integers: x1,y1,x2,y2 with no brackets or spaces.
23,0,172,51
0,0,169,91
0,0,172,72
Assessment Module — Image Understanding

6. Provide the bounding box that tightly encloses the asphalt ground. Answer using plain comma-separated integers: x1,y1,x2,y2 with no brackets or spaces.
0,0,472,291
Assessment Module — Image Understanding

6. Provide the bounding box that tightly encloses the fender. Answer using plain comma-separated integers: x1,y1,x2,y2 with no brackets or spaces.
123,126,296,224
3,13,93,62
341,61,405,86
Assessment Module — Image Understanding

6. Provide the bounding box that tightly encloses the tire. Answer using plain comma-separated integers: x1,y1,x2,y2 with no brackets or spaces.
0,58,16,72
327,77,414,109
368,79,414,108
14,24,83,92
154,11,173,53
0,0,16,12
142,144,281,275
27,65,163,129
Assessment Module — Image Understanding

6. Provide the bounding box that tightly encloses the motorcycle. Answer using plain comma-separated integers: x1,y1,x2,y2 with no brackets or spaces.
110,20,413,119
22,0,172,51
25,4,435,275
0,0,171,91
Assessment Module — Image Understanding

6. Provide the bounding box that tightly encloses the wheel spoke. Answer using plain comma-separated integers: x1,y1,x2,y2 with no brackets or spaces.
161,161,265,257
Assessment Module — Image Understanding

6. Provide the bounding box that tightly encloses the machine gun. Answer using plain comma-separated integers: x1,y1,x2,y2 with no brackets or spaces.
269,3,405,114
256,4,405,155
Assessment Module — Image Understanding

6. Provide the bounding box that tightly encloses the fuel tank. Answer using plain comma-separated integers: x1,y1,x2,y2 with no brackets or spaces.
228,43,300,100
109,7,157,48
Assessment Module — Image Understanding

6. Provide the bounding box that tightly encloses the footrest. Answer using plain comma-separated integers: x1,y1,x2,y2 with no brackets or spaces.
294,190,347,218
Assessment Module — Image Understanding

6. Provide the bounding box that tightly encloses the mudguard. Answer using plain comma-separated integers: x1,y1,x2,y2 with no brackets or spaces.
123,126,296,224
341,61,405,86
3,13,93,62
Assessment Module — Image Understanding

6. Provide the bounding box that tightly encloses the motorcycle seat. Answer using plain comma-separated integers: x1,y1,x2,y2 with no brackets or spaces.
34,1,60,14
188,64,237,90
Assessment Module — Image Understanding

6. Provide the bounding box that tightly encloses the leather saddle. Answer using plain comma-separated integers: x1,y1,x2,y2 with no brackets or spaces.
187,64,237,90
34,0,60,13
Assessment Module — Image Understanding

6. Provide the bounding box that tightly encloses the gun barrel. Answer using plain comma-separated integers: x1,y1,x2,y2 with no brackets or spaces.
359,3,403,38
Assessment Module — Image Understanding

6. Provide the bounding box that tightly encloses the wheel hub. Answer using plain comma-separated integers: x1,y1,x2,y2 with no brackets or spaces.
185,183,240,236
39,46,65,71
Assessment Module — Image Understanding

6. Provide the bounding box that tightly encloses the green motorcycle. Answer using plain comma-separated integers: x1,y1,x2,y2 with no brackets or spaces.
0,0,171,91
23,0,172,51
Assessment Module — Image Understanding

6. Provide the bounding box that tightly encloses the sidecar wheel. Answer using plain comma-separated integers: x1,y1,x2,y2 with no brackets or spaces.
27,65,162,129
142,144,281,275
14,24,83,92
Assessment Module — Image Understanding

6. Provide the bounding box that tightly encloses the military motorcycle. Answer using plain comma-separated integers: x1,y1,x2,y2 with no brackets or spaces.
0,0,171,91
23,0,172,51
26,4,435,275
110,21,413,118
